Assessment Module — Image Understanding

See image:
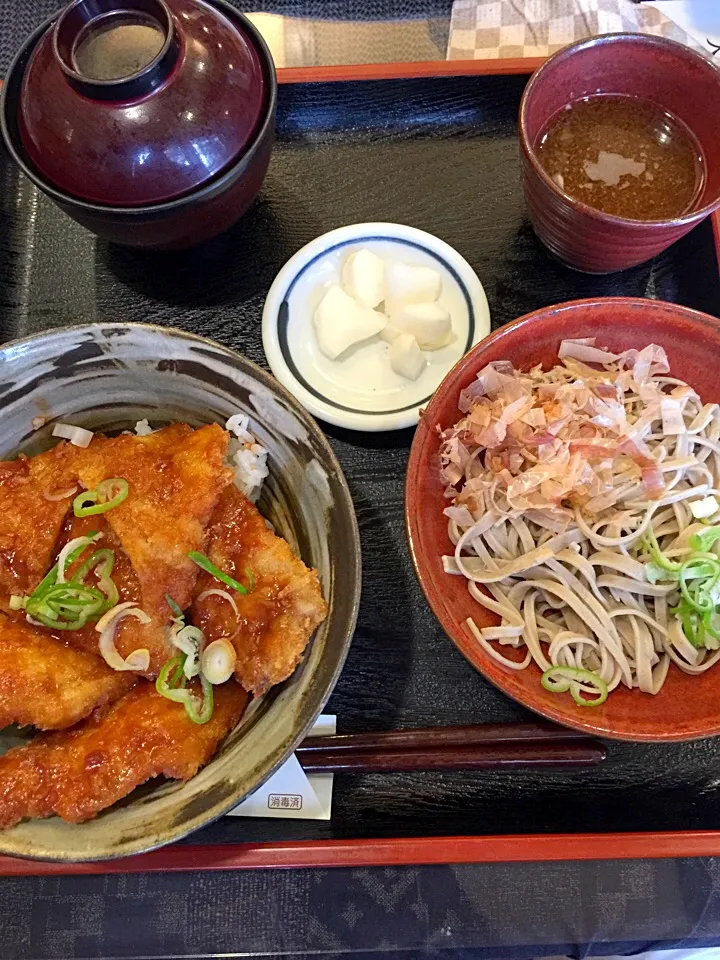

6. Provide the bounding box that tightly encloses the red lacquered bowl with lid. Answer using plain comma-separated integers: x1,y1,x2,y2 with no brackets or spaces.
0,0,276,249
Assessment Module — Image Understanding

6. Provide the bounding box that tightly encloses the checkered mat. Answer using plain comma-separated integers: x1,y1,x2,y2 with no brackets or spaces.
447,0,708,60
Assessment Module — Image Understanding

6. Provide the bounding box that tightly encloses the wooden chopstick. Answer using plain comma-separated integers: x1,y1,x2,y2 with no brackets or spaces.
298,721,591,754
298,740,606,773
296,722,606,773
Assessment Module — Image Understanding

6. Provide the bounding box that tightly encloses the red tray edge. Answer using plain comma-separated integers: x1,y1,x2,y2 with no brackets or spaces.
4,832,720,875
0,57,719,873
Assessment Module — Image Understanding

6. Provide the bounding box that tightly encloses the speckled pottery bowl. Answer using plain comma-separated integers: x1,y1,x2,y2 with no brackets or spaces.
0,323,360,861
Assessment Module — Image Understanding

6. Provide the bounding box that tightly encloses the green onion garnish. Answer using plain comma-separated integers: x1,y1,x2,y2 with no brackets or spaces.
32,535,97,602
188,552,251,595
647,525,720,650
156,654,214,724
26,583,106,631
540,666,608,707
165,594,184,620
690,527,720,553
74,478,129,517
644,527,682,574
19,535,119,631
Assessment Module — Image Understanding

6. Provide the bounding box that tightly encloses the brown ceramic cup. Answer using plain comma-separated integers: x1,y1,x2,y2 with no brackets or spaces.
519,34,720,274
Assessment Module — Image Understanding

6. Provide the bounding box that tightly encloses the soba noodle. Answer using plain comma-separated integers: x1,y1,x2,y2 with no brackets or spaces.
439,339,720,705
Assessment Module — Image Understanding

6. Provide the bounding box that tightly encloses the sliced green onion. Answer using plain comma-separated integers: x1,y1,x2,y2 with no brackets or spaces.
8,595,26,611
165,594,184,620
74,548,114,584
26,585,105,631
170,656,187,689
690,526,720,553
157,654,186,694
187,676,213,724
201,638,236,685
73,548,118,609
702,610,720,641
188,551,250,595
21,535,115,631
644,527,682,574
73,478,129,517
55,533,102,587
647,524,720,650
540,665,608,707
171,624,205,679
156,655,214,724
679,557,720,614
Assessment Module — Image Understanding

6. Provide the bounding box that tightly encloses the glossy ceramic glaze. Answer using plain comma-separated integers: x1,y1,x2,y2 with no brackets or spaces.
18,0,265,206
0,0,276,249
407,298,720,742
519,35,720,273
0,323,360,861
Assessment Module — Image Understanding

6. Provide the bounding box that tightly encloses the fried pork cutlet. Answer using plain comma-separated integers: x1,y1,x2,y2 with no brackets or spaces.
0,679,248,828
191,486,328,696
0,614,134,731
69,424,233,674
0,442,78,613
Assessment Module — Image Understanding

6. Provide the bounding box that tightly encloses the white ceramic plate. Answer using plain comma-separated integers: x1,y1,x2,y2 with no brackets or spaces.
262,223,491,431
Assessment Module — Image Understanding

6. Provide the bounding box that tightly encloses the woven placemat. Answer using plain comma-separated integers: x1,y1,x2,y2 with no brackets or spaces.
447,0,708,60
0,0,454,75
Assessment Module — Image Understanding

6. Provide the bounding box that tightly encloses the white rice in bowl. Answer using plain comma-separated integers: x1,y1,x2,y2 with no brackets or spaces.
225,414,269,502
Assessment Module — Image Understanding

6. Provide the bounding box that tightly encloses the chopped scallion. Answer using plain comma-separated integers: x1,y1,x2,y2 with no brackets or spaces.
73,478,129,517
540,665,608,707
165,594,184,620
188,551,251,595
156,654,213,724
690,526,720,553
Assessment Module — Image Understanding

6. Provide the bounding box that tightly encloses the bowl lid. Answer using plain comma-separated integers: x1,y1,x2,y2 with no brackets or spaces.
17,0,266,206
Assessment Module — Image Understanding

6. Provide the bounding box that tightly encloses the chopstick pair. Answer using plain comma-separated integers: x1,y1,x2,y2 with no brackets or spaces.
296,721,606,773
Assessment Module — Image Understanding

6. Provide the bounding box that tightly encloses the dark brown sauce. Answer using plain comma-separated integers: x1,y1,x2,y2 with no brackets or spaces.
536,94,704,221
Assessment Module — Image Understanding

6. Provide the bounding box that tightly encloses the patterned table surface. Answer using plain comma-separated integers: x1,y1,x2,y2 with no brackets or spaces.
3,3,720,959
5,857,720,959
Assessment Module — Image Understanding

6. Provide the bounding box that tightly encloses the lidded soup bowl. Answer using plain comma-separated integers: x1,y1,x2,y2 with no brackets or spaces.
0,0,277,250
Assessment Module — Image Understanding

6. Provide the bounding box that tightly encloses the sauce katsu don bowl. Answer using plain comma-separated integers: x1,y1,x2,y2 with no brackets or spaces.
0,323,360,861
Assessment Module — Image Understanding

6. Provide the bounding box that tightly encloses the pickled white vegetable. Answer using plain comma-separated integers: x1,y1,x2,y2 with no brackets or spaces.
389,333,425,381
313,285,387,360
385,262,441,309
380,322,402,343
341,249,385,308
390,302,452,350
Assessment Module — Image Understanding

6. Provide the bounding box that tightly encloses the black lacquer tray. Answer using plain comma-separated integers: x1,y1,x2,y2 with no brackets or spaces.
2,67,720,873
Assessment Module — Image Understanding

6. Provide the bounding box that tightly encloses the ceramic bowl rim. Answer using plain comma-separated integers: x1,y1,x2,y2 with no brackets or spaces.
518,32,720,229
0,0,277,215
0,320,362,860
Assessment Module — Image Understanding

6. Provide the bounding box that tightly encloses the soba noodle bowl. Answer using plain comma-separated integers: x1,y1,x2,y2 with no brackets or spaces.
439,339,720,707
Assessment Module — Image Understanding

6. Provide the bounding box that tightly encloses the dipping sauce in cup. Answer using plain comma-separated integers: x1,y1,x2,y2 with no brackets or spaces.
519,34,720,273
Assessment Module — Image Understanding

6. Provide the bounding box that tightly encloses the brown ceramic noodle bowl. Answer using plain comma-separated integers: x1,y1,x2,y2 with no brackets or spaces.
519,34,720,274
406,298,720,742
0,324,360,861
